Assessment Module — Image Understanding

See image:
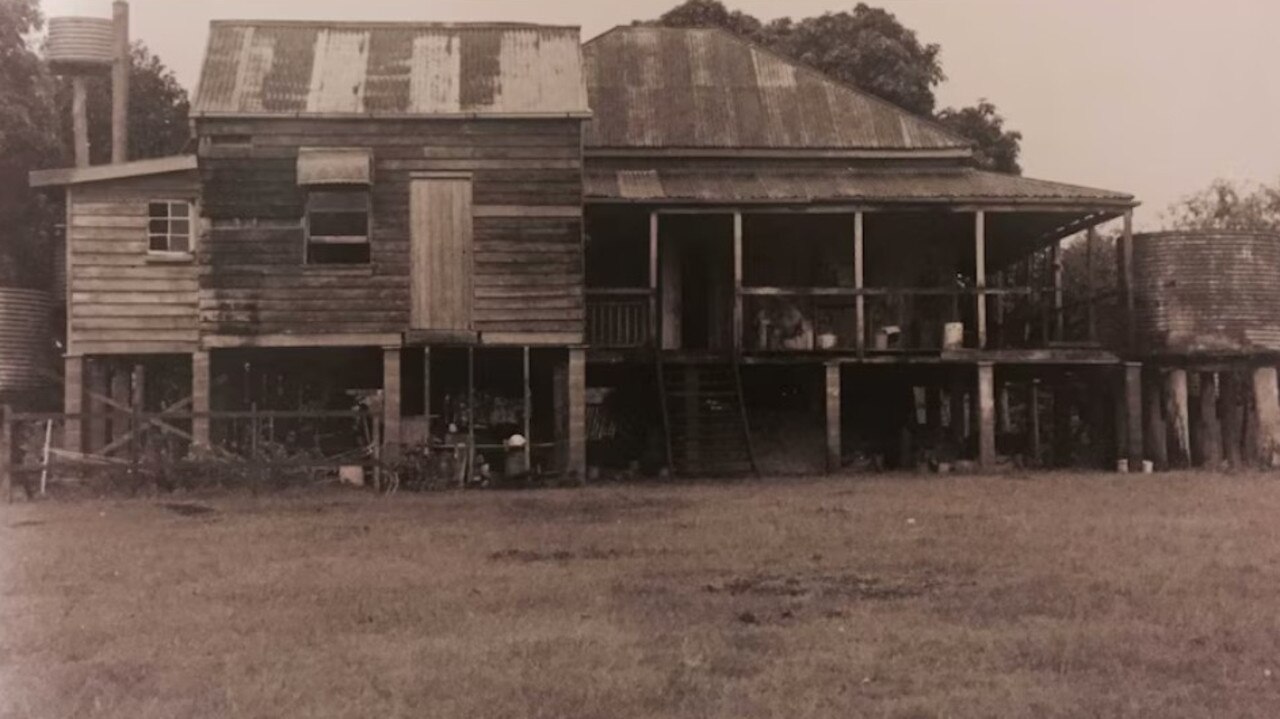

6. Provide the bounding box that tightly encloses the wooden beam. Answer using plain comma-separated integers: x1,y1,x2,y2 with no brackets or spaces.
825,361,841,473
1030,379,1042,466
567,348,586,480
86,360,108,452
1221,370,1245,468
191,350,210,451
383,347,401,460
975,211,987,349
977,362,996,468
1145,369,1168,470
423,346,432,439
854,212,865,357
648,211,659,348
733,211,743,352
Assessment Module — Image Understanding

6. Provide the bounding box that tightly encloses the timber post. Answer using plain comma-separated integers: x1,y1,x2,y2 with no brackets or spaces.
1,405,11,503
974,211,987,349
64,355,84,454
854,212,865,357
1124,362,1144,470
567,348,586,481
977,362,996,468
191,350,210,452
1144,369,1168,470
1221,370,1245,468
1165,368,1191,468
824,361,841,473
1197,371,1222,469
381,347,401,462
1250,365,1280,467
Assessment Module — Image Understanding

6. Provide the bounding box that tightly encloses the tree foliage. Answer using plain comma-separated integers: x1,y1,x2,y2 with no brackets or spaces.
650,0,1023,173
55,42,191,165
0,0,190,286
1163,179,1280,233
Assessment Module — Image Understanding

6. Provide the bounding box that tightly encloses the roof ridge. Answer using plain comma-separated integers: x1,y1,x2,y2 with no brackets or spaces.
209,19,582,31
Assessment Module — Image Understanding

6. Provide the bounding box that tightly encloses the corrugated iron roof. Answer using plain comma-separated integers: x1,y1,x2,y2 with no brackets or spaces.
583,26,973,152
585,166,1135,205
194,21,590,117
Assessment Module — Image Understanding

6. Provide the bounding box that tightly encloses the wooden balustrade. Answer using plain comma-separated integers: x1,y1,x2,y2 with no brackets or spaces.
586,289,652,348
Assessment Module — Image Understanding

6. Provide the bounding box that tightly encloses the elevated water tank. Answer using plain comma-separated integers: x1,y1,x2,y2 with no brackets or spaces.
0,287,54,392
46,16,115,76
1133,231,1280,356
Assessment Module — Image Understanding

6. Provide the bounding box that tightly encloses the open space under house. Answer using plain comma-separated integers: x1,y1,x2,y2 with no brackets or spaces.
29,20,1145,481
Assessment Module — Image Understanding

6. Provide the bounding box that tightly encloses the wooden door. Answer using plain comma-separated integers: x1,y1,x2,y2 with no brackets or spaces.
410,175,473,330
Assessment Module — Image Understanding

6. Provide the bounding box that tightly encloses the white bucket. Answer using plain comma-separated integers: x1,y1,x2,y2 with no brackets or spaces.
943,322,965,349
1116,459,1129,473
1141,460,1154,474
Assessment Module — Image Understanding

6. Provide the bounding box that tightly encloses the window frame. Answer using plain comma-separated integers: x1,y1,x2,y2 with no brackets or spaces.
304,187,372,265
146,199,195,257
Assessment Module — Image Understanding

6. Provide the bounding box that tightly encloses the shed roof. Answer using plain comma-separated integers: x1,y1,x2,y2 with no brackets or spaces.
28,155,198,188
582,26,973,153
585,166,1136,207
193,21,590,118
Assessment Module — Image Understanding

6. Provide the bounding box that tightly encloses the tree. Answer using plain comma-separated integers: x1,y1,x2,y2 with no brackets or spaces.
0,0,60,287
935,101,1022,174
1163,179,1280,233
648,1,1024,174
56,42,191,164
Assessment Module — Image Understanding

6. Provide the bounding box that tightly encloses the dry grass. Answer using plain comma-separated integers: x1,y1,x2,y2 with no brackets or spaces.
3,472,1280,718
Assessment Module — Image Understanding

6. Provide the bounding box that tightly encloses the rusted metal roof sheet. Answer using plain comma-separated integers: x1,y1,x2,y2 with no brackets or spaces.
585,167,1135,205
583,26,972,151
194,22,590,117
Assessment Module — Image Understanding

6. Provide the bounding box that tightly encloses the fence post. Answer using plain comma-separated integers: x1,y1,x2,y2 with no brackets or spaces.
250,402,261,496
1,405,11,503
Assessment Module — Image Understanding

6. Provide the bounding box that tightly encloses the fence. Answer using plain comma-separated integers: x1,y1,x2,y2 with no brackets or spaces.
0,405,394,501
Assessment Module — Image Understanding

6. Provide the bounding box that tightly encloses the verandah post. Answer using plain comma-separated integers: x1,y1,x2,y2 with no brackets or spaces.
732,211,743,352
974,211,987,349
1,405,11,503
977,362,996,468
854,211,865,357
824,361,841,473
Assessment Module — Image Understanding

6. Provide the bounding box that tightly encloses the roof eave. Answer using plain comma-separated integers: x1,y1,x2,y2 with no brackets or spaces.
29,155,199,188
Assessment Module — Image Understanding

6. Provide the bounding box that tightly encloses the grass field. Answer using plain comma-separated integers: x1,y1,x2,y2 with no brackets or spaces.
3,472,1280,718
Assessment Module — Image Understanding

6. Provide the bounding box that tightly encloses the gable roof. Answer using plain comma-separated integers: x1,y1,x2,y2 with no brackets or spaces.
193,21,590,118
582,26,973,153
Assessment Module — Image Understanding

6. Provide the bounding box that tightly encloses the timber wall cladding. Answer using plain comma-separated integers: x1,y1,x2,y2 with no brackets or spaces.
68,172,201,355
197,118,586,341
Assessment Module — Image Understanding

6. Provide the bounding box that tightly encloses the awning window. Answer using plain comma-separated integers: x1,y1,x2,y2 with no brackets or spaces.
297,148,372,186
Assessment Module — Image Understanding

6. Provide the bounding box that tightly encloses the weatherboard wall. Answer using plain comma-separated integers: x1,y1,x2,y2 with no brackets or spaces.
196,117,586,344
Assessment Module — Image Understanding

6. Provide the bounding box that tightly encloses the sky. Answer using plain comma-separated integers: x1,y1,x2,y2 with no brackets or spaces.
44,0,1280,229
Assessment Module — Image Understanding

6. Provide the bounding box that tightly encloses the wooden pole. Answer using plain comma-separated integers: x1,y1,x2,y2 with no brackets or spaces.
130,364,144,470
1124,362,1144,469
974,211,987,349
824,361,841,474
732,212,743,351
191,350,210,452
1221,370,1245,468
86,360,108,453
1029,379,1042,465
71,77,89,167
567,348,586,481
111,0,130,164
467,346,475,483
1197,371,1222,469
1085,226,1098,342
854,212,865,357
1251,365,1280,467
523,346,532,470
382,347,401,461
1052,239,1065,341
1,405,11,503
1052,377,1072,467
977,362,996,468
1122,211,1136,353
648,212,659,347
1144,370,1168,470
64,356,84,453
423,346,432,442
949,375,967,449
1165,368,1191,468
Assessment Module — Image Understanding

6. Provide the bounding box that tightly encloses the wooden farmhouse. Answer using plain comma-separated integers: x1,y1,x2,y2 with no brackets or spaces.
31,20,1144,478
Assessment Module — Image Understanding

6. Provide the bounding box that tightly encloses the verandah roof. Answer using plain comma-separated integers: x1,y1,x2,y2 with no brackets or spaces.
585,166,1135,208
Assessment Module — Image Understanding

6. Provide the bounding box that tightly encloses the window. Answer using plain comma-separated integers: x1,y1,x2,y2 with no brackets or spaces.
306,188,371,264
148,201,192,253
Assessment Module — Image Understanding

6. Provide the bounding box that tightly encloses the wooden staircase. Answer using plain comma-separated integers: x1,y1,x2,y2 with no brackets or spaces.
656,355,758,477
